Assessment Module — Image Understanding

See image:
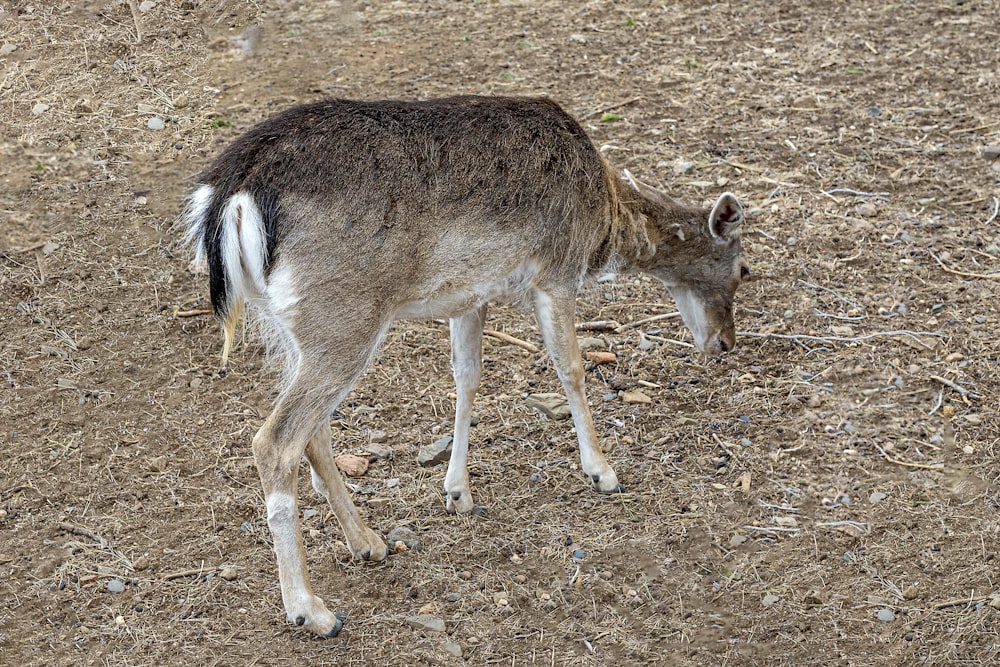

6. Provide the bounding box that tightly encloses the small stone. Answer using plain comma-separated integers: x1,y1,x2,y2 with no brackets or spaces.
365,443,393,460
785,236,798,246
334,453,369,477
578,337,605,351
989,596,1000,610
672,160,696,175
869,492,887,504
572,549,585,559
219,567,237,581
584,350,617,364
621,389,652,405
601,570,613,580
962,445,975,455
525,393,571,420
902,585,919,600
32,102,50,115
138,0,156,12
761,594,779,607
405,614,446,633
107,579,126,593
983,146,1000,161
444,641,463,658
387,526,419,550
961,414,982,426
73,98,94,114
146,117,165,130
444,592,462,602
944,352,964,362
133,556,149,571
513,574,527,584
0,43,16,55
417,436,452,465
458,570,473,581
189,377,203,388
857,202,878,218
877,608,896,622
369,429,389,443
730,534,748,547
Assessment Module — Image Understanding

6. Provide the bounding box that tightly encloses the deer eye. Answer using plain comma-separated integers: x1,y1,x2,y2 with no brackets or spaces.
740,265,751,280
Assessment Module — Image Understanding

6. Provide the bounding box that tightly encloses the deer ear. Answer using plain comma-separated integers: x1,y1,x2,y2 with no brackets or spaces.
708,192,744,241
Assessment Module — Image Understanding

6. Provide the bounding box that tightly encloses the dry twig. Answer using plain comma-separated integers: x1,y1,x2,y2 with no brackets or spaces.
872,442,943,472
162,567,216,581
575,320,621,332
614,312,681,333
127,0,143,43
929,249,1000,280
173,308,213,318
930,374,980,401
740,329,941,350
930,594,994,611
58,521,109,549
984,195,999,225
484,329,539,353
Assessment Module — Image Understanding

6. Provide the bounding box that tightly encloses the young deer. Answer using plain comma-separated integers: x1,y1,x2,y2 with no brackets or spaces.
183,95,749,636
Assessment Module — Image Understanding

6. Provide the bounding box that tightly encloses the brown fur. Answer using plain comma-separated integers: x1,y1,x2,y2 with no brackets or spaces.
184,95,749,636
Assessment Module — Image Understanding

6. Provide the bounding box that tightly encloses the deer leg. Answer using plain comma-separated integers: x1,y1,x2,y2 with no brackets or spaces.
253,385,344,638
306,425,387,560
443,305,486,514
533,288,624,493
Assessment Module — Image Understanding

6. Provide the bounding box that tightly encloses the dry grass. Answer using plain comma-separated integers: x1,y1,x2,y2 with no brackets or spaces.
1,1,999,665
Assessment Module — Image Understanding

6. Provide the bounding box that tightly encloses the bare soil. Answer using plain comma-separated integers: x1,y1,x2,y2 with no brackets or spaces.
2,1,999,665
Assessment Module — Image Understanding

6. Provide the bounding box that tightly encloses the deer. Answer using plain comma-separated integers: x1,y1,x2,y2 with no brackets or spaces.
182,95,750,637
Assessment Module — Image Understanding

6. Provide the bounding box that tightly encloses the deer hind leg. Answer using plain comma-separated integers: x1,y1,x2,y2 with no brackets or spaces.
533,288,624,494
306,425,387,560
443,305,487,514
253,324,387,637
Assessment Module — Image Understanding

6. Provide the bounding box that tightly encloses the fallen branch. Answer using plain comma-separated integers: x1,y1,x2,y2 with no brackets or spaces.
614,312,681,333
484,329,538,353
929,249,1000,280
739,329,941,350
821,188,890,198
930,374,980,401
127,0,143,43
162,567,216,581
930,594,993,611
585,96,642,118
872,442,943,472
575,320,621,332
58,522,109,549
173,308,213,318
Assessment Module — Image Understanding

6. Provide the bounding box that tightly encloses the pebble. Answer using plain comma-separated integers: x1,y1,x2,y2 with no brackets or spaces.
761,594,779,607
220,567,238,581
138,0,156,12
869,492,887,504
513,574,527,584
621,389,652,405
983,146,1000,161
147,117,165,130
417,436,452,466
334,453,369,477
107,579,126,593
572,549,585,560
525,393,571,420
989,596,1000,610
458,570,473,581
673,160,696,175
369,429,389,443
877,608,896,622
961,414,982,426
444,641,463,658
404,614,446,633
578,337,605,351
730,534,748,547
133,556,149,571
786,236,798,246
32,102,50,115
387,526,419,550
444,592,462,602
0,43,16,55
365,443,393,460
857,202,878,218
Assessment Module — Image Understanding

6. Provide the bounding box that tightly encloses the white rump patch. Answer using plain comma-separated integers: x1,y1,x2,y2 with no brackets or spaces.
220,191,268,299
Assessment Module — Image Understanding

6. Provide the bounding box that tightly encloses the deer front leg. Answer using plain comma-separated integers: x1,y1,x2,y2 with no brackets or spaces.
533,288,624,493
306,426,387,561
443,305,486,514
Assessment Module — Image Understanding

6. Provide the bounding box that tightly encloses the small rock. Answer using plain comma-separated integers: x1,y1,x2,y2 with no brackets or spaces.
877,608,896,622
334,453,369,477
219,567,238,581
189,377,203,388
961,414,982,426
32,102,50,115
73,98,94,114
107,579,126,594
584,350,616,364
365,443,393,460
138,0,156,12
944,352,964,362
857,202,878,218
458,570,472,581
146,117,165,130
405,614,446,633
621,389,652,405
369,429,389,443
989,596,1000,610
0,43,16,56
572,549,585,559
983,146,1000,161
417,436,452,466
672,160,696,175
525,393,571,420
133,556,149,571
444,592,462,602
761,594,779,607
902,585,919,600
444,641,463,658
387,526,419,550
730,534,748,547
869,491,887,504
785,236,798,246
578,337,605,351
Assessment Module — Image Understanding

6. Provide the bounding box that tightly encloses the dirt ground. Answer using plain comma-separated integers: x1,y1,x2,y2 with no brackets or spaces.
2,1,999,665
